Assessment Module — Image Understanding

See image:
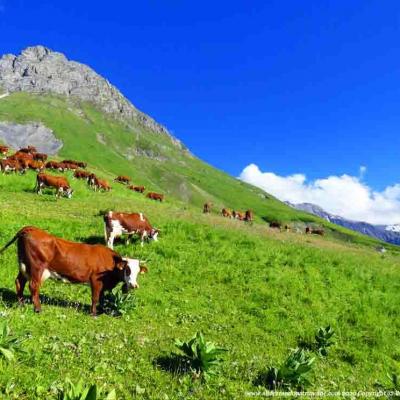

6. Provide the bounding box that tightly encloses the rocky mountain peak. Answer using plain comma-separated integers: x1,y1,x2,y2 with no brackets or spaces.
0,46,181,147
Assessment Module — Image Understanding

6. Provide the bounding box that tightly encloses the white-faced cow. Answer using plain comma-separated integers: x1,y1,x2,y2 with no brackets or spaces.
103,211,159,249
0,226,148,315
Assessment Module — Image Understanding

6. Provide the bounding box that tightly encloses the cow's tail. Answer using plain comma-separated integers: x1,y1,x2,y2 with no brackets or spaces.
0,230,21,255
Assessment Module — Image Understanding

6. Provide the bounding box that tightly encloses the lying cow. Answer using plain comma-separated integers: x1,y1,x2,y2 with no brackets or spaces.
146,192,164,202
128,185,145,193
104,211,159,249
115,175,131,185
36,173,73,198
0,226,147,315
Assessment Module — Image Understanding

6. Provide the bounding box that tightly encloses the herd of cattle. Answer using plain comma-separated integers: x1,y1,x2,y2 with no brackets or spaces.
0,145,165,201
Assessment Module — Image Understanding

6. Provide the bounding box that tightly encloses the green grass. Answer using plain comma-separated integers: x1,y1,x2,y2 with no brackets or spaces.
0,171,399,399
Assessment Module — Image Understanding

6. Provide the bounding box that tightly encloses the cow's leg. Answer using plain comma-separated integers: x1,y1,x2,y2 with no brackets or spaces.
29,278,42,313
15,272,27,304
90,279,103,316
107,232,115,249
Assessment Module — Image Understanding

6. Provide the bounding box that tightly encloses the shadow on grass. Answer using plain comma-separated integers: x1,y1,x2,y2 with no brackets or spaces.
0,287,91,314
153,354,192,376
79,235,104,245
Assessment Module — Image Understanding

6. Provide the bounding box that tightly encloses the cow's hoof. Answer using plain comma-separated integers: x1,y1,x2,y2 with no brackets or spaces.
34,309,41,313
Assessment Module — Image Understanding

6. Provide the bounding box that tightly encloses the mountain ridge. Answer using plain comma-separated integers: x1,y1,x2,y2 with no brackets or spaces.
286,201,400,245
0,45,182,148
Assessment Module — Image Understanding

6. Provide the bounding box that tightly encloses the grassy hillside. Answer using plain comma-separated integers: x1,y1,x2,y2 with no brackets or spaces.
0,92,394,250
0,170,399,399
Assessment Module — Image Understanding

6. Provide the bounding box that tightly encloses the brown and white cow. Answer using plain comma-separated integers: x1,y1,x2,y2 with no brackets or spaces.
221,208,232,218
232,210,245,220
306,227,325,236
115,175,131,185
89,175,111,192
128,185,145,193
0,145,9,157
0,226,148,315
0,159,24,174
104,211,159,249
36,173,73,198
74,169,92,180
146,192,164,202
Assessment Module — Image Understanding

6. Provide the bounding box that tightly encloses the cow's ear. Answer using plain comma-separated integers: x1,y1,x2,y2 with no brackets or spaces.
113,255,127,270
140,265,148,274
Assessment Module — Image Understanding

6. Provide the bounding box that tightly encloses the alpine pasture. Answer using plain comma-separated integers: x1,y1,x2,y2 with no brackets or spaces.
0,167,399,399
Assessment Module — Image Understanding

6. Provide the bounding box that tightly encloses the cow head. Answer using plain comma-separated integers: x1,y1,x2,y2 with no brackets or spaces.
149,228,159,242
115,256,148,290
65,188,74,198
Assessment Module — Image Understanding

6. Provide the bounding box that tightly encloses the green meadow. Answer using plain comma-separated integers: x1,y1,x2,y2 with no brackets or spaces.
0,170,399,399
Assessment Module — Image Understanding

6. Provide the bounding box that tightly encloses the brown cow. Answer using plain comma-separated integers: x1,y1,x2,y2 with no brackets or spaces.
45,161,66,171
33,153,48,162
128,185,145,193
89,175,111,192
104,211,159,249
0,226,147,315
146,192,164,202
22,159,44,172
115,175,131,185
18,146,37,154
306,227,325,236
269,221,282,229
0,159,24,174
203,202,212,214
62,159,87,168
232,210,245,221
0,145,9,157
36,173,73,198
74,169,92,180
244,210,253,222
221,208,232,218
8,151,34,161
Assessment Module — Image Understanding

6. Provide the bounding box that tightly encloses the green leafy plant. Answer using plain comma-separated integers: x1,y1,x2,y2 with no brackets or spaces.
101,287,136,317
0,322,25,362
174,331,227,380
315,325,335,356
256,348,315,391
57,379,116,400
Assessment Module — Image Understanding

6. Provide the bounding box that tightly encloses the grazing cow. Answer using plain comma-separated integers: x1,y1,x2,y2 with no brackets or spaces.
203,202,212,214
115,175,131,185
74,170,92,180
0,226,148,315
89,175,111,192
146,192,164,202
104,211,159,249
232,210,245,221
306,227,325,236
0,159,23,174
221,208,232,218
19,146,37,154
244,210,253,222
128,185,145,193
36,173,73,198
45,161,65,171
0,145,9,157
22,159,44,172
33,153,48,162
62,159,87,168
269,221,282,229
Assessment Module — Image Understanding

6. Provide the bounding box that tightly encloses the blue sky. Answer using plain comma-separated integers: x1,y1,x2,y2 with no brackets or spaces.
1,1,400,222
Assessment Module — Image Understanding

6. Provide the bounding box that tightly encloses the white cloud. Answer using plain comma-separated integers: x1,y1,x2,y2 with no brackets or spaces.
239,163,400,225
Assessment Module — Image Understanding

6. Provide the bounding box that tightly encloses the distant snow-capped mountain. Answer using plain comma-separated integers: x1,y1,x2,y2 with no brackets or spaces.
286,202,400,245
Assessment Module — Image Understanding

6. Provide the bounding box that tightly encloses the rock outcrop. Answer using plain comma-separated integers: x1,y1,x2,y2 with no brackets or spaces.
0,122,63,154
0,46,181,147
